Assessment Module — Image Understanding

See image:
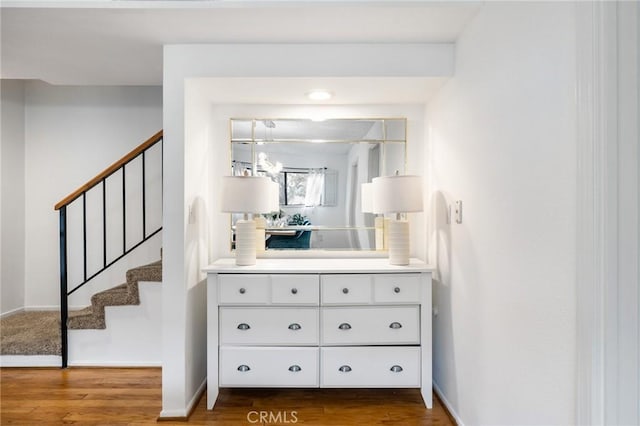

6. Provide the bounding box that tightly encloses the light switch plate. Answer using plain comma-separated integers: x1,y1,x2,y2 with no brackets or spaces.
454,200,462,224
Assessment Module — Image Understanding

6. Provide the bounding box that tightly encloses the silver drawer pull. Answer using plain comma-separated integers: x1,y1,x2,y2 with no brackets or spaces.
390,365,403,373
389,322,403,329
237,323,251,330
338,323,352,330
394,286,401,293
291,288,298,294
237,365,250,372
338,365,352,373
288,323,302,331
342,287,349,294
239,287,246,294
288,365,302,373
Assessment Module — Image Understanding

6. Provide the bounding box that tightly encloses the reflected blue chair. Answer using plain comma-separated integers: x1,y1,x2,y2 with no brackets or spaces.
266,220,311,249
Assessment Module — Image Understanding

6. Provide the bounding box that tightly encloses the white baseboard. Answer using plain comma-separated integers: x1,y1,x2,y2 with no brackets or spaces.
1,306,96,318
186,378,207,416
0,355,160,368
433,381,464,426
68,360,161,367
159,408,188,418
1,307,24,319
0,355,62,367
24,305,87,311
158,378,207,419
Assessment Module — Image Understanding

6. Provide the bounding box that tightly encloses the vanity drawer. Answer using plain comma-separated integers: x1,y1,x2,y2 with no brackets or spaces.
220,347,319,387
219,275,269,305
321,275,372,305
373,274,422,304
271,275,319,305
321,306,420,345
321,346,420,387
219,307,319,345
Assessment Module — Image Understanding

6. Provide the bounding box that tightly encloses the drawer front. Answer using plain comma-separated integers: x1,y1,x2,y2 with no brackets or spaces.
220,307,319,345
322,306,419,345
321,275,372,305
321,346,420,387
219,275,269,305
271,275,319,305
373,274,422,304
220,347,319,387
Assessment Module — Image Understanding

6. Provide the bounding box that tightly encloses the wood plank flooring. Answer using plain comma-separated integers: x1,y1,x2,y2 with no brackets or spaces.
0,368,455,425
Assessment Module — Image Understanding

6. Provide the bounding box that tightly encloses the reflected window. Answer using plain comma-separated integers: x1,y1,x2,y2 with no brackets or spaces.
284,171,307,205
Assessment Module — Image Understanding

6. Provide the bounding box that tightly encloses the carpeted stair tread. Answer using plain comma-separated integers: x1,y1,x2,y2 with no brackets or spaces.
92,283,135,306
127,260,162,285
67,305,103,329
67,260,162,330
68,306,93,318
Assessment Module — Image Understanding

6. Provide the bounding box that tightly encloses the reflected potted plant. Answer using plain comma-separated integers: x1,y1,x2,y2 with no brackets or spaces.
288,213,308,226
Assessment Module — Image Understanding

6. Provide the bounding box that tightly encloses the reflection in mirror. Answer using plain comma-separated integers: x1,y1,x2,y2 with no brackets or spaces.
230,118,406,251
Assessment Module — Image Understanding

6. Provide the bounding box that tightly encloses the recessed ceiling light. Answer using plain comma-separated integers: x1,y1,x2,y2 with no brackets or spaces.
306,90,333,101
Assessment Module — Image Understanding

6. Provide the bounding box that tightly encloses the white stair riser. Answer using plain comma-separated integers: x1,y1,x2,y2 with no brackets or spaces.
68,281,161,366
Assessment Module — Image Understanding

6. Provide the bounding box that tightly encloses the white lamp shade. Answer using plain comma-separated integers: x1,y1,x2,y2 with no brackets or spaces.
267,180,280,212
372,175,423,213
221,176,275,213
361,182,374,213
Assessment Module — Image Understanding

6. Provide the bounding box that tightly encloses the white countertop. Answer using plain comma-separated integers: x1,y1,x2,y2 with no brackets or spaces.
203,257,434,274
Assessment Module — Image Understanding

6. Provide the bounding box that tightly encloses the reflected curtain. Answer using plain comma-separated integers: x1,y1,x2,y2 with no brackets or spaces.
304,170,325,207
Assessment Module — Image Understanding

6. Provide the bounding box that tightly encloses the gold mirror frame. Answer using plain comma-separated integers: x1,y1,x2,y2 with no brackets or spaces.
229,118,407,254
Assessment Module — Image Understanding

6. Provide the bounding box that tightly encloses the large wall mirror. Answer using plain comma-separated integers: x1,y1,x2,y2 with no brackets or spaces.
230,118,406,251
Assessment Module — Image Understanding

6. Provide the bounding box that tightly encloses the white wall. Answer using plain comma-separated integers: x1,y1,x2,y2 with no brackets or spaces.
1,80,26,315
426,3,576,425
163,43,447,417
23,81,163,308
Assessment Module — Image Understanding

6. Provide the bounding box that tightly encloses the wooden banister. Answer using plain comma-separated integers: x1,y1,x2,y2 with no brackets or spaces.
54,130,163,210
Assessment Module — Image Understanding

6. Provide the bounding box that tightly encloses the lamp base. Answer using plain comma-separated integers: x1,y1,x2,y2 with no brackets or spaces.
383,217,390,250
254,216,266,253
235,219,257,266
375,216,385,251
387,219,410,266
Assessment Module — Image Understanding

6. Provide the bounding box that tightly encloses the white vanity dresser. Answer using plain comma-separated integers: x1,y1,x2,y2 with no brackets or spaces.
204,258,434,410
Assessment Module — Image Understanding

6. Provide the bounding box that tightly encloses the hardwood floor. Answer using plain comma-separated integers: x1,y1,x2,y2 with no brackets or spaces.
0,368,454,425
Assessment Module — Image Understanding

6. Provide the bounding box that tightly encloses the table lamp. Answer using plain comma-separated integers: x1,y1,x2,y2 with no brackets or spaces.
361,182,385,251
221,175,277,265
255,180,280,253
371,174,423,265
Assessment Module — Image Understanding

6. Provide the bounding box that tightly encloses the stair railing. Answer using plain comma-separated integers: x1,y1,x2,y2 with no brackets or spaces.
54,130,163,367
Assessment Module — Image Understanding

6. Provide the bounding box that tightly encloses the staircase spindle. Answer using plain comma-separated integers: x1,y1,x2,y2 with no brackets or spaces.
122,164,126,254
142,150,146,239
58,205,68,368
82,192,87,282
102,178,107,269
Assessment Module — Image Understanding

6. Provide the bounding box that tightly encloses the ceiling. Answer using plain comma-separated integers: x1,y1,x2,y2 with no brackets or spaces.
0,1,482,86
